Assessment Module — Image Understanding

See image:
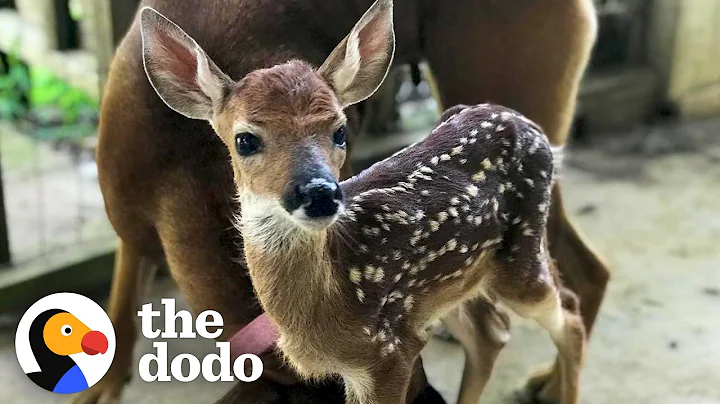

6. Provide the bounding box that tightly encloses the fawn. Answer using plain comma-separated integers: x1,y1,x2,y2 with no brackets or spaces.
139,2,586,403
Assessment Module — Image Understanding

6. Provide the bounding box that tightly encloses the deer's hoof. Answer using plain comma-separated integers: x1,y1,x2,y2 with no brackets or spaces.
428,320,457,342
513,365,561,404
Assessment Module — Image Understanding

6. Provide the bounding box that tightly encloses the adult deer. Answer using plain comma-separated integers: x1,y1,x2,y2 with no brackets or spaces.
78,0,607,402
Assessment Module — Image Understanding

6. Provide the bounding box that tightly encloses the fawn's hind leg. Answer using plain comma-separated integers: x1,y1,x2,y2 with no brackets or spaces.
494,256,586,404
441,299,511,404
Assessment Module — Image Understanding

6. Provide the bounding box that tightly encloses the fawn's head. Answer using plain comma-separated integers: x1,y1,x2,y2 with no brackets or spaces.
140,0,395,231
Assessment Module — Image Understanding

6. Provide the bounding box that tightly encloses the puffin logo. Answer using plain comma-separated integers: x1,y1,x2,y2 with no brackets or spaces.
15,293,116,394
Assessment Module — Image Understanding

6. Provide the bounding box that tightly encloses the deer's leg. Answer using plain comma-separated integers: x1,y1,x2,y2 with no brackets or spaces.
505,288,585,404
423,0,597,145
496,266,586,404
424,1,606,401
343,346,422,404
441,299,510,404
520,185,611,403
73,240,157,404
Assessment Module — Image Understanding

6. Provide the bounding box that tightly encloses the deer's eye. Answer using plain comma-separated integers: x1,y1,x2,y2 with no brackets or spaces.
332,126,347,147
235,133,262,156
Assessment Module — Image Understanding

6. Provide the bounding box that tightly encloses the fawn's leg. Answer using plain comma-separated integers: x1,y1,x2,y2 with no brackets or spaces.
504,288,586,404
424,1,606,400
493,242,586,404
442,299,510,404
73,240,157,404
522,186,610,403
343,348,421,404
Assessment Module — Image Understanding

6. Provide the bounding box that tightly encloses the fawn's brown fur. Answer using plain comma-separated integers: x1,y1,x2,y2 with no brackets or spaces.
76,0,608,403
237,100,585,404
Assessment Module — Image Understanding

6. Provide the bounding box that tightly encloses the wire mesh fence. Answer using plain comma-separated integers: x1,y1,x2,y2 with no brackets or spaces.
0,119,114,266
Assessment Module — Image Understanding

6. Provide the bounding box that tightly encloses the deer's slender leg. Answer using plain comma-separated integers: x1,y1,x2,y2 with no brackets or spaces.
441,299,510,404
522,186,610,402
73,240,156,404
342,345,422,404
499,280,586,404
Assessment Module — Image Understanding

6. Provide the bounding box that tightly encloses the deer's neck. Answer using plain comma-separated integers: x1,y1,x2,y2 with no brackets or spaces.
238,196,346,335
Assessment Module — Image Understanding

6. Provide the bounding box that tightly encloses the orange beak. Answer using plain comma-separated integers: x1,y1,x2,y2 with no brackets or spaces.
81,330,108,355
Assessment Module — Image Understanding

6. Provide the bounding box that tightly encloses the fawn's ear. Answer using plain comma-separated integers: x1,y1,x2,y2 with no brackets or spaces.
318,0,395,108
140,7,232,121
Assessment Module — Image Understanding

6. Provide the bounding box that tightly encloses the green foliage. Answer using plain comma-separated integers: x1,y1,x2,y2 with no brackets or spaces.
0,47,98,140
29,68,98,124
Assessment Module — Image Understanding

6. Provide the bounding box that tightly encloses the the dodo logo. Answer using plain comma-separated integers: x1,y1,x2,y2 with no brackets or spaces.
15,293,116,394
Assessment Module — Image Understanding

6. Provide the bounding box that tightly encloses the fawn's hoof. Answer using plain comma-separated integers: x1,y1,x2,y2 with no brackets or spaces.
428,320,457,342
513,364,562,404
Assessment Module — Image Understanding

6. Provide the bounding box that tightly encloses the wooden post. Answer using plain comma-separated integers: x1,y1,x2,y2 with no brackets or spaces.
0,156,10,267
80,0,140,98
79,0,114,98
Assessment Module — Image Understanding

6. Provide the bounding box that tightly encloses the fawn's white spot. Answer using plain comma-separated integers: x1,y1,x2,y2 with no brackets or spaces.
438,212,449,222
350,268,362,284
404,295,415,311
472,171,487,182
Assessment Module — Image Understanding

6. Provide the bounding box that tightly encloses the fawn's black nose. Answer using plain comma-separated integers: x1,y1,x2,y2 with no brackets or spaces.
285,178,344,218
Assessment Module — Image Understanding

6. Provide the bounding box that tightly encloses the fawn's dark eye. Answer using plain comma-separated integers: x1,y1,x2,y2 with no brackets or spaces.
332,126,347,147
235,133,262,156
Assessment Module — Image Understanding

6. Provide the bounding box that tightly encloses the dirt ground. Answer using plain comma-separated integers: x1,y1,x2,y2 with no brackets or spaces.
0,116,719,403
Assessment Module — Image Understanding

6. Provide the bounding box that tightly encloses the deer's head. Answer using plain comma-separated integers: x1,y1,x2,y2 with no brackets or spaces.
140,0,395,232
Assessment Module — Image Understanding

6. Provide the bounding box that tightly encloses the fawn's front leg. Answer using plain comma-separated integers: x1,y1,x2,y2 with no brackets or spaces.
343,348,422,404
442,299,511,404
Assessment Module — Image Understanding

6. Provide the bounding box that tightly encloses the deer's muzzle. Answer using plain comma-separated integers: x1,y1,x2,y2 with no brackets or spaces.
283,177,344,222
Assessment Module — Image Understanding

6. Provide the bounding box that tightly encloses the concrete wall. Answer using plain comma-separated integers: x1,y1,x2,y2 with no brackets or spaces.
649,0,720,118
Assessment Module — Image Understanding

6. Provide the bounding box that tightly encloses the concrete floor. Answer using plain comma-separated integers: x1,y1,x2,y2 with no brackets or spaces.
1,117,719,403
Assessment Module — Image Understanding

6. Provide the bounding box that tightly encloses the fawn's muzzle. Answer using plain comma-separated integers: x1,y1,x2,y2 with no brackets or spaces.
284,178,344,219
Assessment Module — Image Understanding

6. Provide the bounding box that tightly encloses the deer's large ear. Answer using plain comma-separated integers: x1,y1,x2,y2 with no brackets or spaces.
318,0,395,108
140,7,232,121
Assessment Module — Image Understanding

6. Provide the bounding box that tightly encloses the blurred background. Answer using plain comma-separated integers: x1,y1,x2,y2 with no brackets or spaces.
0,0,718,403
